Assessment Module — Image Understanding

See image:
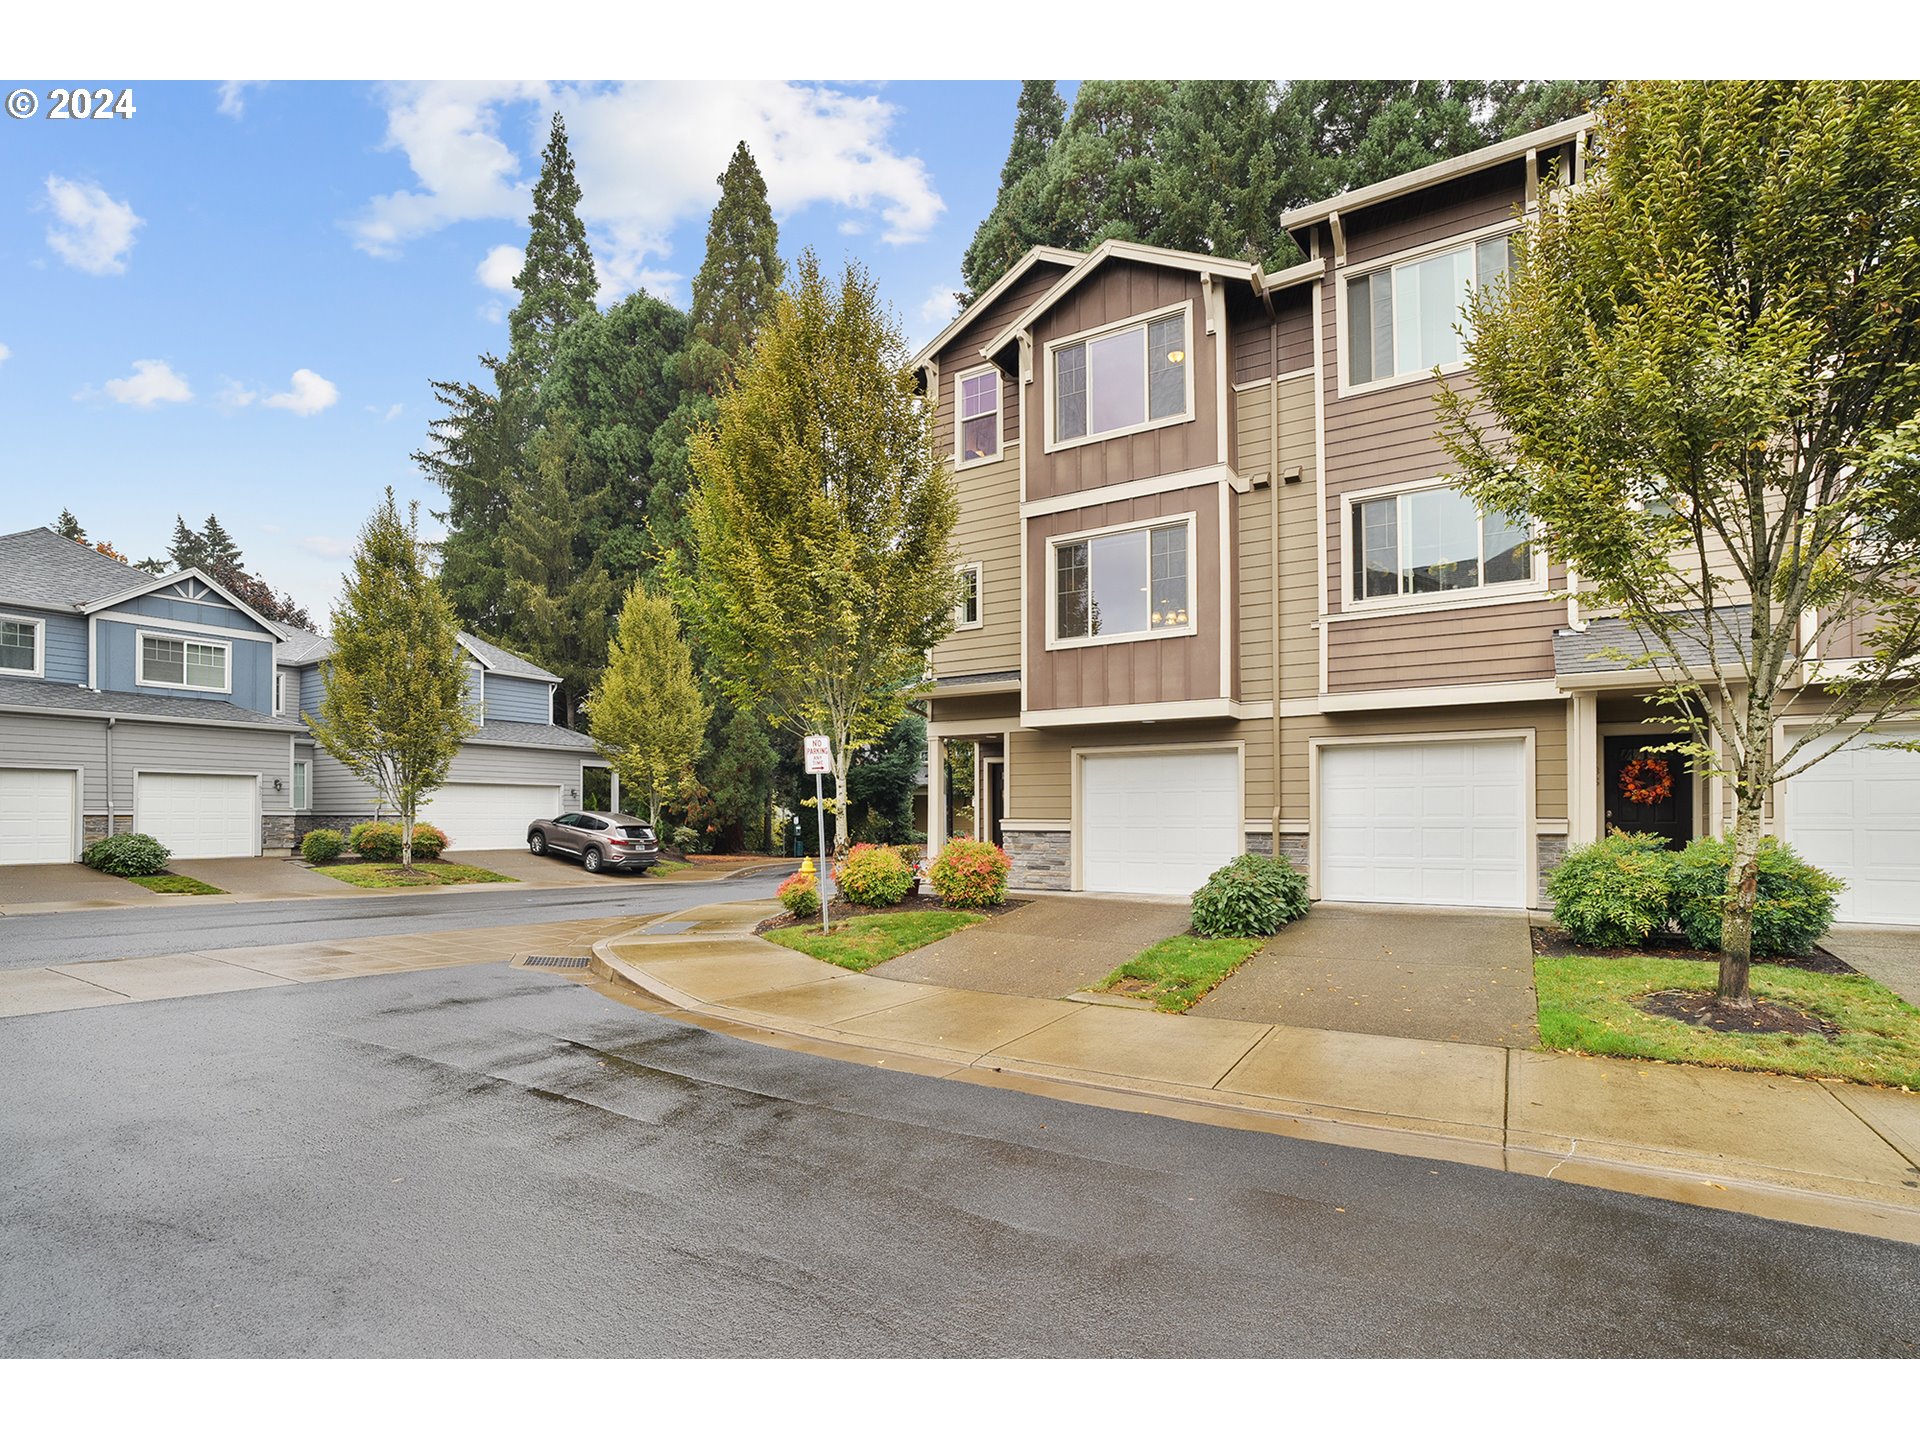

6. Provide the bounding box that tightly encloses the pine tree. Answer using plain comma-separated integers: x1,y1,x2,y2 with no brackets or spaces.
1149,81,1283,265
506,113,600,383
198,514,243,570
166,516,206,572
960,82,1066,299
683,141,785,389
54,509,86,543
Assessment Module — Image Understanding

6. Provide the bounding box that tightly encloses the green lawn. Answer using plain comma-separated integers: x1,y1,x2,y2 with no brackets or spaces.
1095,934,1266,1013
316,862,518,889
764,909,984,971
1535,954,1920,1089
645,860,694,877
126,872,224,896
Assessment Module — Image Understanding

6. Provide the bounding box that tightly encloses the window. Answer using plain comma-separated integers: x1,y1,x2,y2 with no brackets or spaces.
1053,520,1191,643
956,369,1000,464
274,672,285,714
1347,233,1513,386
0,616,41,675
1051,308,1189,445
955,563,982,630
292,760,309,811
1350,485,1534,603
139,634,228,691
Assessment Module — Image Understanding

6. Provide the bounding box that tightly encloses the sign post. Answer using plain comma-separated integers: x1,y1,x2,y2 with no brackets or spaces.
803,734,833,934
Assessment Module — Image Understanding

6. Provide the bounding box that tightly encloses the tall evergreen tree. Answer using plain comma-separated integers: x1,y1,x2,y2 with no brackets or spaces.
1149,81,1283,264
506,113,600,384
683,140,786,390
1037,80,1174,252
198,514,243,570
54,509,86,542
960,81,1066,299
166,515,206,572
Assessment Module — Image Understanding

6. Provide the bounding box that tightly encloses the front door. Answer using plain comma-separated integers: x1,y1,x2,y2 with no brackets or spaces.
1604,735,1694,849
985,759,1006,850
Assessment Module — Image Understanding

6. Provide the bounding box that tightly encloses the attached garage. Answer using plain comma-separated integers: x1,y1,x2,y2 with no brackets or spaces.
0,768,79,865
1317,737,1529,908
1080,748,1241,895
135,771,259,859
1784,725,1920,925
419,782,562,852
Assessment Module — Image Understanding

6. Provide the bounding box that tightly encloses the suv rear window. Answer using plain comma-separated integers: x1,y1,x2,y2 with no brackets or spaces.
618,826,654,840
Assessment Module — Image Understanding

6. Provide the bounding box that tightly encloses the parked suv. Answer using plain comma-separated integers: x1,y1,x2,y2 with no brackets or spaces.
526,811,660,874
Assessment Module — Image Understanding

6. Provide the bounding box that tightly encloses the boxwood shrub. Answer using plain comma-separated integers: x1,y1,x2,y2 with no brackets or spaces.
1667,836,1843,956
1190,853,1311,939
834,843,914,907
1546,830,1674,948
928,838,1011,908
80,832,171,877
300,828,345,865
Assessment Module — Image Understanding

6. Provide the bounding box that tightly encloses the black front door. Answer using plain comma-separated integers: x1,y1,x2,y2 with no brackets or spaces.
986,760,1006,851
1604,735,1694,849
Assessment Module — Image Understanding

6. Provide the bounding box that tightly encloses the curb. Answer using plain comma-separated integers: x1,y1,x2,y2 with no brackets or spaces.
588,907,1920,1247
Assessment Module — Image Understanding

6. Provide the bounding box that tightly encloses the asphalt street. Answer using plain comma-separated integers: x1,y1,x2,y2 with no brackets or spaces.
0,870,790,968
3,959,1915,1357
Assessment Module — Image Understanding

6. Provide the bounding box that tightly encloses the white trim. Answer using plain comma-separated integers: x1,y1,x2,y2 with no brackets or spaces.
1041,300,1196,455
134,629,233,695
1022,697,1272,728
0,701,301,735
1335,220,1521,400
80,566,290,641
1069,739,1245,892
953,561,984,631
88,614,97,690
1045,511,1198,652
1341,476,1547,612
1019,463,1236,520
1231,367,1314,393
0,609,48,679
0,763,84,863
952,364,1004,470
1312,278,1330,690
995,817,1068,833
292,757,310,812
131,768,264,859
274,670,286,716
1260,258,1323,293
1218,479,1232,697
929,677,1020,699
92,606,276,641
1316,678,1564,713
1568,691,1600,843
911,245,1083,370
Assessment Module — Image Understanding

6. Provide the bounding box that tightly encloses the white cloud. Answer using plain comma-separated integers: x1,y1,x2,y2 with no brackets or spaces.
366,402,404,422
476,243,521,293
44,176,144,276
216,81,267,118
0,342,10,366
351,81,944,303
97,359,192,408
216,379,259,409
263,369,340,416
915,282,962,344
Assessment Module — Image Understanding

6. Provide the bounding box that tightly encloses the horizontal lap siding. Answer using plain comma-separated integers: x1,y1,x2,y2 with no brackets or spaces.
117,721,292,819
1328,599,1562,689
311,742,592,815
929,694,1019,729
932,449,1021,678
1009,719,1273,823
1275,289,1314,373
0,713,107,810
484,674,552,724
1235,388,1273,704
1275,377,1320,698
1231,310,1274,386
1343,164,1528,268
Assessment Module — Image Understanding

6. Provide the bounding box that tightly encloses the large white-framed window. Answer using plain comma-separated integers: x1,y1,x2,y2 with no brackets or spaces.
292,759,309,811
137,631,231,693
1048,513,1195,649
1348,481,1539,607
1344,229,1514,390
0,612,45,677
1045,302,1192,451
954,562,983,631
955,367,1001,467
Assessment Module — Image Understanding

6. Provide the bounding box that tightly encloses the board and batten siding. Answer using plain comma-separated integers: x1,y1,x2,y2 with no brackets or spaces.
930,446,1021,679
95,617,277,714
926,259,1077,460
484,674,553,724
0,713,108,811
32,609,89,683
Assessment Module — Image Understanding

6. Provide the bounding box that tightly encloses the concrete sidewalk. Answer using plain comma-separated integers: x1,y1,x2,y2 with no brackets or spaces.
590,901,1920,1245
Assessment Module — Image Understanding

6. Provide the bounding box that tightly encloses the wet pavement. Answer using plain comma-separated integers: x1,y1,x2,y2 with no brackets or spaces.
871,896,1190,998
3,959,1916,1357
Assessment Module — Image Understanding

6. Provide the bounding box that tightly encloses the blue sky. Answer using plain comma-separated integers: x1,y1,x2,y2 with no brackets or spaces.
0,80,1057,619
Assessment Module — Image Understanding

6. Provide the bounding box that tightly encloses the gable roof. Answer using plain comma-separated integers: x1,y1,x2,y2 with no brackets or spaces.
0,526,163,610
910,246,1083,373
280,625,559,684
80,565,291,641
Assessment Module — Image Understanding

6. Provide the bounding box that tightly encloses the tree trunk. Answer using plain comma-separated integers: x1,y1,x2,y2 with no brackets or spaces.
401,800,414,869
1718,789,1764,1010
831,749,850,852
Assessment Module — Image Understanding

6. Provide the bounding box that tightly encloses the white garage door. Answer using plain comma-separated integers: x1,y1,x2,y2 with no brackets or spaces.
1082,749,1240,895
136,772,258,859
0,769,78,865
1319,739,1527,908
419,782,562,852
1785,726,1920,925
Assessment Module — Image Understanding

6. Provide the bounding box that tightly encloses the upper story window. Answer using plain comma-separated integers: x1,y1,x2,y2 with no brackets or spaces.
1350,484,1534,604
274,671,286,714
465,661,485,721
0,615,43,676
1347,233,1512,387
955,562,982,630
139,633,229,691
1049,306,1190,448
1052,518,1192,646
956,369,1001,465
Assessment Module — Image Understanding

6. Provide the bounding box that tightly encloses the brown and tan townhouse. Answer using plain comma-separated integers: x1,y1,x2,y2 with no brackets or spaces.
916,114,1918,926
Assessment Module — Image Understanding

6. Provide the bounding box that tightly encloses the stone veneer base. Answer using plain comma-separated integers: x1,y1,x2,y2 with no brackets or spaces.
1003,828,1071,891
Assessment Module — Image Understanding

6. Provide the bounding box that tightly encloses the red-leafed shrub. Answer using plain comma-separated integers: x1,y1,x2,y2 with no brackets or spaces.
410,824,449,860
928,838,1010,909
777,871,821,918
833,843,914,907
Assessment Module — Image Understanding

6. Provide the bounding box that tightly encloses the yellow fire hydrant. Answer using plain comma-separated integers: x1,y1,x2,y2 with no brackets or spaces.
798,855,816,878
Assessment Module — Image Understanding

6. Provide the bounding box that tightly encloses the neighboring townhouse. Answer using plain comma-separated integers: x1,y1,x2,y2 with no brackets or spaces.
919,114,1919,924
0,526,607,864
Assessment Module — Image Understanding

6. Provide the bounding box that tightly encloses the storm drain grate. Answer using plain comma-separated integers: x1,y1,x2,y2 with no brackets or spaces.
521,954,591,970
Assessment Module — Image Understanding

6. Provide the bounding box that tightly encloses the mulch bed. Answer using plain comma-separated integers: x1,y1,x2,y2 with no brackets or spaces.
1636,988,1842,1038
1530,926,1854,975
752,892,1028,936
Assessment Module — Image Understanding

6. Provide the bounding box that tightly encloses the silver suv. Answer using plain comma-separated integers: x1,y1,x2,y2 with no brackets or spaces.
526,811,660,874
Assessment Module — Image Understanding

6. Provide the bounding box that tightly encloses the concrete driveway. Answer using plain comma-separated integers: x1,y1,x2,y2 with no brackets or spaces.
1195,904,1537,1047
1821,927,1920,1008
446,847,660,886
870,895,1190,999
166,856,355,898
0,863,149,910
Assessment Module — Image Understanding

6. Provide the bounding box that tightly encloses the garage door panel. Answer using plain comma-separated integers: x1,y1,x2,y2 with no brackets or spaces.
419,783,562,852
136,772,257,859
1082,751,1239,896
0,769,77,865
1786,726,1920,924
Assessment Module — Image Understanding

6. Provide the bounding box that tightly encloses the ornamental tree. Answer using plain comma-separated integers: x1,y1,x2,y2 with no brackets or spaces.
307,491,475,868
1439,81,1920,1008
681,250,958,849
587,582,709,833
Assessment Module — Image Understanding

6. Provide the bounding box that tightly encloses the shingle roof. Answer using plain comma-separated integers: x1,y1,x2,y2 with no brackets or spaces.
277,627,333,665
0,526,160,610
466,719,600,752
280,626,559,683
1554,606,1754,676
0,675,307,731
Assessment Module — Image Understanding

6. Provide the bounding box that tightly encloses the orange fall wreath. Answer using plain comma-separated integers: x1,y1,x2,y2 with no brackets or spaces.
1619,754,1674,806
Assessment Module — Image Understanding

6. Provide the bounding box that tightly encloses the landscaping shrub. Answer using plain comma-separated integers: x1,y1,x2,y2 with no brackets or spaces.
347,821,379,854
352,822,405,863
300,828,345,865
410,824,448,860
777,871,820,918
1546,830,1674,948
81,832,171,877
671,824,701,853
1190,853,1311,939
833,842,914,907
927,838,1011,908
1666,836,1844,956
